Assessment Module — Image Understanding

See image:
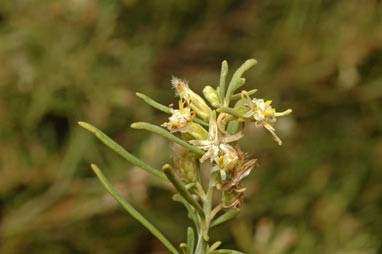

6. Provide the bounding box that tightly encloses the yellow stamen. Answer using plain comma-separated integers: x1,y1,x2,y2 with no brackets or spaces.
219,156,224,168
263,109,275,116
265,100,272,106
179,100,184,114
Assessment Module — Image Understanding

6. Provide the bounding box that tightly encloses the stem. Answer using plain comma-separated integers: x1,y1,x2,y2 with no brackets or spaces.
195,172,217,254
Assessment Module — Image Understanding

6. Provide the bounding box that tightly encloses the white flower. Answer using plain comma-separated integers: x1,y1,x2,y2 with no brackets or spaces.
162,100,195,133
241,92,292,145
211,153,238,181
189,117,243,164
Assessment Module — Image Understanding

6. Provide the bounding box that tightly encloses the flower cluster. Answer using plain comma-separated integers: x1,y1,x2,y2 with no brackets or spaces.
162,70,292,208
82,59,293,253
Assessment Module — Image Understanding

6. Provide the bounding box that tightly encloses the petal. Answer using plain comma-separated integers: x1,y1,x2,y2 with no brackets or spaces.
189,140,211,146
220,131,244,143
208,117,218,139
263,123,282,145
211,165,219,172
200,149,212,163
243,110,254,118
219,144,237,156
220,170,226,181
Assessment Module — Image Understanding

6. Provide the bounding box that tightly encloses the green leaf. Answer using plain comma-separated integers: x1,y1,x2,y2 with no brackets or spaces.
90,164,179,254
78,122,167,181
208,241,222,252
219,60,229,105
225,59,257,103
210,209,240,228
136,92,171,114
216,107,240,118
187,227,195,254
230,89,257,100
136,92,209,127
180,243,189,254
173,194,200,233
131,122,204,156
163,164,205,217
208,250,245,254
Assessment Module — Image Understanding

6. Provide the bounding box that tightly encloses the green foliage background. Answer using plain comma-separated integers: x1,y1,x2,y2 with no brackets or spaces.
0,0,380,253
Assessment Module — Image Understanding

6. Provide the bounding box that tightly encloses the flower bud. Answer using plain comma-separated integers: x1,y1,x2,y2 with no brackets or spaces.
222,190,243,209
172,77,212,121
202,86,220,108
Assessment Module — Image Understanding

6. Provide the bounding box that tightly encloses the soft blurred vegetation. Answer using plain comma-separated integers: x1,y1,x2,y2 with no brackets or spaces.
0,0,381,253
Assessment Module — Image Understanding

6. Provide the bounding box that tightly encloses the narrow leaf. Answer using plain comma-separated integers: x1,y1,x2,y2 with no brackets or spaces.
219,60,228,105
225,59,257,102
78,122,167,181
210,209,240,228
136,92,171,114
230,89,257,100
173,194,200,233
187,227,195,254
163,164,205,217
208,241,222,252
136,92,209,127
209,250,245,254
194,117,209,127
180,243,189,254
90,164,179,254
217,107,240,118
131,122,204,156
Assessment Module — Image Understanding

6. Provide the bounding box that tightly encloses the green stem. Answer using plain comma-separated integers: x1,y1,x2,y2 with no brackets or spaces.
90,164,179,254
78,122,167,181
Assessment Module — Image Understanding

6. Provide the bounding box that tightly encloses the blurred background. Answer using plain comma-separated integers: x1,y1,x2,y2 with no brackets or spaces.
0,0,381,253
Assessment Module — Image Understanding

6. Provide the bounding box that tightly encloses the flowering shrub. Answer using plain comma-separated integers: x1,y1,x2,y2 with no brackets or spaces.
79,59,292,254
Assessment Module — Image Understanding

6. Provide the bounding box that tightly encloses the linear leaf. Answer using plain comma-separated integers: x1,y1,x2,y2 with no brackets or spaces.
91,164,179,254
225,59,257,103
78,122,167,181
136,92,209,126
187,227,195,254
163,164,205,217
131,122,204,156
209,250,245,254
210,209,240,228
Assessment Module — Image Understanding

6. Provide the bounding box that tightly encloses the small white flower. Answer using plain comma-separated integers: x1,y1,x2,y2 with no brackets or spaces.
211,152,238,181
241,92,292,145
189,117,243,164
162,100,195,133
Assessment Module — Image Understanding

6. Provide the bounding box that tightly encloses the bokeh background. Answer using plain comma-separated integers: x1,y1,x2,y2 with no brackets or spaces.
0,0,381,253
